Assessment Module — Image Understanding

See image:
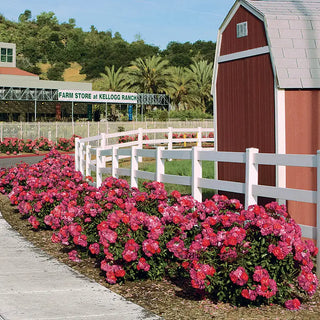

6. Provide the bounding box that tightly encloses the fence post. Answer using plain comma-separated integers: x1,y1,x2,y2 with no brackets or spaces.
100,133,107,168
197,127,202,147
85,144,91,177
112,146,119,178
192,146,202,202
96,148,102,188
316,150,320,278
87,121,90,137
130,146,139,188
156,147,165,182
245,148,259,209
78,142,84,175
138,127,143,162
168,127,173,151
75,137,80,171
105,122,109,145
20,122,23,139
168,127,173,162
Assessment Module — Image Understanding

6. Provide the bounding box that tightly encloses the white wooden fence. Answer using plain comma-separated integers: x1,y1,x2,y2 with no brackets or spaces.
75,128,320,275
75,127,214,175
0,120,213,141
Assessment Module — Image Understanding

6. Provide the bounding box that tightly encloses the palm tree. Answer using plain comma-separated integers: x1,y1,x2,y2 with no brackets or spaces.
93,65,128,91
167,66,199,110
185,59,213,112
125,56,173,94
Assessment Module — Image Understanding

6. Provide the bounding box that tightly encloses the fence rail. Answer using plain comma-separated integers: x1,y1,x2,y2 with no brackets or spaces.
76,128,320,276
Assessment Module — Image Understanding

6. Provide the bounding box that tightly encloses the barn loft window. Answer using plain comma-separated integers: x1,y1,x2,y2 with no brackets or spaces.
237,22,248,38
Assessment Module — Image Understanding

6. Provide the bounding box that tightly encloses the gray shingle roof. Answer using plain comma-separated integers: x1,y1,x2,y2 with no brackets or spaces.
244,0,320,88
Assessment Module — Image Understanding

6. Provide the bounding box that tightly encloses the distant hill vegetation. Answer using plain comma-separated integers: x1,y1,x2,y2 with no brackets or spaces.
0,10,216,115
0,10,216,81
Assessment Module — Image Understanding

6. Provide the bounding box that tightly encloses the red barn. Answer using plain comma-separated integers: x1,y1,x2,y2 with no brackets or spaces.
212,0,320,228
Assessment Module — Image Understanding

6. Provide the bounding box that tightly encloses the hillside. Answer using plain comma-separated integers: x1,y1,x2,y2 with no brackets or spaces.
38,62,86,82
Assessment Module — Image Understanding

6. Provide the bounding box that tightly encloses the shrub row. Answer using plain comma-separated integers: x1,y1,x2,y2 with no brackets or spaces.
0,135,80,155
0,150,318,310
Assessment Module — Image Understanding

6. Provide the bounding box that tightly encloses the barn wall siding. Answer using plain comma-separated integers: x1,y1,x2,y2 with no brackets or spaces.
285,90,320,226
216,53,276,191
220,6,267,56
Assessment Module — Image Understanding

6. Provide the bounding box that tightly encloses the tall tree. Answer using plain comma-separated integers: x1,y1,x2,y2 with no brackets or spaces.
18,10,31,23
161,41,193,67
192,40,216,63
167,66,197,110
185,60,213,112
125,56,173,94
93,65,127,91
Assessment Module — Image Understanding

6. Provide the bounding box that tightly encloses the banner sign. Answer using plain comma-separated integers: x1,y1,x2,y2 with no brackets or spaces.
58,90,138,104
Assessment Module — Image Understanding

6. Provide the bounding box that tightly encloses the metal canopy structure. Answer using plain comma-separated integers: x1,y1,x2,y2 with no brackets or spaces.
0,86,170,106
0,87,58,101
137,93,170,106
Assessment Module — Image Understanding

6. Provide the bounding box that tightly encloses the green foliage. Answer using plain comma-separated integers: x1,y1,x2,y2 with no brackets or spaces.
146,109,168,121
185,59,214,112
161,41,216,67
93,65,128,91
18,10,31,23
125,56,173,94
168,108,212,120
47,62,70,80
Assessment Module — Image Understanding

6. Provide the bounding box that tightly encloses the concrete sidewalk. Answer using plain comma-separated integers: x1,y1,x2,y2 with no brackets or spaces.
0,212,161,320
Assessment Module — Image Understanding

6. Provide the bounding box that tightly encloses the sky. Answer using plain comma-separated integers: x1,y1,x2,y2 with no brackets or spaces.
1,0,236,49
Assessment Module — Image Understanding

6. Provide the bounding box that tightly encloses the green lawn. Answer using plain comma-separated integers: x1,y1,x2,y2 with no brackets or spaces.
95,158,216,201
135,158,216,200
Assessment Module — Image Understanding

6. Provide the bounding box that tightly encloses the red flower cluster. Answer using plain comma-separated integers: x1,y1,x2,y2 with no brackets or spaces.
284,298,301,310
89,243,100,255
241,266,278,301
101,261,126,284
123,239,140,262
28,215,40,229
189,260,215,290
297,270,318,296
229,266,249,286
137,257,150,271
68,250,81,262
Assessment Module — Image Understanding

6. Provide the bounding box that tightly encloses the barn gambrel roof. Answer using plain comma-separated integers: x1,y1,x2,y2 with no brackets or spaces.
218,0,320,89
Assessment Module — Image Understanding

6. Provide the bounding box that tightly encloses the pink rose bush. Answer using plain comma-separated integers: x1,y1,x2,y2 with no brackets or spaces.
0,135,80,155
118,134,149,144
0,151,318,310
